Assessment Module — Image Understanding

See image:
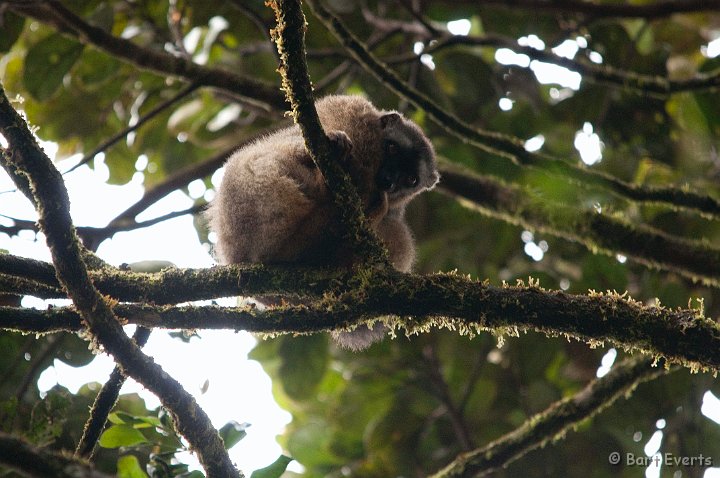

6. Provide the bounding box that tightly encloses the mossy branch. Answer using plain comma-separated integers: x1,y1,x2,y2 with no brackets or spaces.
75,326,152,459
305,0,720,220
1,254,339,303
438,161,720,287
0,273,63,299
267,0,389,267
430,357,668,477
0,83,241,478
3,273,719,373
0,431,114,478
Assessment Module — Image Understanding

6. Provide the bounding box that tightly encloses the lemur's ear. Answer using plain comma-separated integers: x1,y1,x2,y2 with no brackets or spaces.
380,112,402,128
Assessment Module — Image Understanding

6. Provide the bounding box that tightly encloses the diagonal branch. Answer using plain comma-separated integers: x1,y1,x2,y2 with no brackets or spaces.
430,356,668,477
7,0,285,111
63,82,201,175
0,82,241,478
385,34,720,97
305,0,720,220
437,161,720,287
0,203,205,250
75,326,152,460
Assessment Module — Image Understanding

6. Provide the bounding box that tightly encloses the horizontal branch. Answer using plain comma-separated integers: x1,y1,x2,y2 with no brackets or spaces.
0,273,63,299
430,357,668,477
0,204,205,250
3,271,719,372
1,253,338,303
386,34,720,96
305,0,720,220
438,162,720,287
0,431,113,478
472,0,720,19
0,253,58,285
9,0,286,111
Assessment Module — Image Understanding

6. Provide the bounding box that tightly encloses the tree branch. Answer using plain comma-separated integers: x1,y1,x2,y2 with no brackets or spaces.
0,82,241,478
7,0,285,111
422,343,474,451
2,254,338,303
0,273,63,299
79,203,207,251
430,356,668,477
0,253,60,286
267,0,389,266
63,82,201,175
75,326,152,460
0,431,114,478
472,0,720,19
3,273,719,373
305,0,720,220
384,33,720,96
437,161,720,288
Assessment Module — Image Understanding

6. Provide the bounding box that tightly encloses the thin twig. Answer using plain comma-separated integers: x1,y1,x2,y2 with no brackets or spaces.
470,0,720,19
305,0,720,220
63,83,200,175
9,0,285,111
75,326,152,460
384,34,720,96
422,343,474,451
430,357,668,477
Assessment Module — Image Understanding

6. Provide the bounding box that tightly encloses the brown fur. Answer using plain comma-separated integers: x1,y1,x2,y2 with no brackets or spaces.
205,95,439,349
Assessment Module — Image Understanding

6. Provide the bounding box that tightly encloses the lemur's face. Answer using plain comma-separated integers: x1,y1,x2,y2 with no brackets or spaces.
377,113,439,207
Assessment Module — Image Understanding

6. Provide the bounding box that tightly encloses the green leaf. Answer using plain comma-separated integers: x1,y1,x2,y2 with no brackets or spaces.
178,471,205,478
108,411,162,428
77,49,121,85
0,11,24,53
117,455,148,478
23,33,84,101
28,387,71,447
219,421,250,450
99,424,149,448
278,334,328,400
250,455,293,478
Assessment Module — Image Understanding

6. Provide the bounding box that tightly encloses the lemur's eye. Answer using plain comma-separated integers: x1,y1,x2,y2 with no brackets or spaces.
404,175,418,187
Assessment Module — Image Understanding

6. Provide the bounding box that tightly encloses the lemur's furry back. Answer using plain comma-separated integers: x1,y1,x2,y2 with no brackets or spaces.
206,95,439,349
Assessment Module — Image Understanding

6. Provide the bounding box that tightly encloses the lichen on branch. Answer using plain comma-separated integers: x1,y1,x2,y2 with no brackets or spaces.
267,0,388,267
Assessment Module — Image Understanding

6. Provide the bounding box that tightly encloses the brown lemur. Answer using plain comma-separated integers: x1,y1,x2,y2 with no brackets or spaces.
206,95,439,350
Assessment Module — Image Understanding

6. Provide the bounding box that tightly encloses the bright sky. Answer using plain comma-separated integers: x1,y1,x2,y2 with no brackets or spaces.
0,155,291,474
